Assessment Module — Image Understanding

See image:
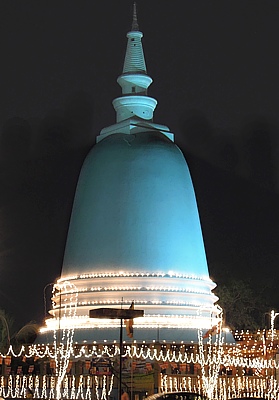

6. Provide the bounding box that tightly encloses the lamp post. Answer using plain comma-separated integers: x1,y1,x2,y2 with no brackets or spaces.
89,306,144,400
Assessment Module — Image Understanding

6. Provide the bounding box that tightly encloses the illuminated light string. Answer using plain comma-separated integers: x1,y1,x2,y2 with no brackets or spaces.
42,314,221,332
49,316,213,325
0,376,4,398
93,375,114,400
14,374,20,398
51,286,214,301
197,305,224,400
1,321,279,399
160,375,277,400
85,376,92,400
52,280,78,400
20,376,27,398
268,376,279,398
108,375,115,397
29,374,34,396
48,376,56,400
66,299,214,306
0,374,278,399
41,375,47,399
101,375,107,400
94,376,99,400
62,376,69,400
2,342,279,371
7,375,12,398
51,299,216,308
76,375,84,399
69,286,211,294
71,375,76,399
58,272,211,281
161,374,204,396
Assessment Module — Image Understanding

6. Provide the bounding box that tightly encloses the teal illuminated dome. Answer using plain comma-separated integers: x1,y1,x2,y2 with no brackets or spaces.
40,4,220,343
62,130,209,278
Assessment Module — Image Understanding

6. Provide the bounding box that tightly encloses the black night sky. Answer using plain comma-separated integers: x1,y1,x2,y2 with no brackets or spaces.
0,1,278,329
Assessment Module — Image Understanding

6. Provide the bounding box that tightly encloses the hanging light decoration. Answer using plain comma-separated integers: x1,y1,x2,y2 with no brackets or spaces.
52,280,78,399
197,306,224,400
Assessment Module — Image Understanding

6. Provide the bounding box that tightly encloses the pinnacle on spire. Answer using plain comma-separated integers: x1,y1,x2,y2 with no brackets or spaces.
131,2,139,31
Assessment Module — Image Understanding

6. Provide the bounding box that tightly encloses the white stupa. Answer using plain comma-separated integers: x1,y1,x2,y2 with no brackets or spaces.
40,4,220,343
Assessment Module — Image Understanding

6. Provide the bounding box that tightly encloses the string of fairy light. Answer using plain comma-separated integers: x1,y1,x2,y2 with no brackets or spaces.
160,375,278,399
58,272,213,280
46,271,219,339
53,272,215,300
0,298,278,399
0,374,278,400
52,280,78,399
1,329,279,400
197,307,224,399
2,342,279,369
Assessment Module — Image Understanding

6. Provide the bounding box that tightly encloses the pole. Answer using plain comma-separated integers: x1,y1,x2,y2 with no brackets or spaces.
119,318,123,400
89,306,144,400
131,348,133,400
57,286,62,399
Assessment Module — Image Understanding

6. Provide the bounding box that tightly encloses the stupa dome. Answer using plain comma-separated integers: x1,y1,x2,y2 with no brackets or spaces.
62,130,209,279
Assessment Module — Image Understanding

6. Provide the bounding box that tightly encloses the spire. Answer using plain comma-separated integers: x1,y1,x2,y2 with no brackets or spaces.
98,3,174,142
122,5,146,75
112,3,157,122
131,2,139,31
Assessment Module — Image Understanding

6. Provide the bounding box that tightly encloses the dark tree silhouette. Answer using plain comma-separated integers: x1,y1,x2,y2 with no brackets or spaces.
214,279,268,331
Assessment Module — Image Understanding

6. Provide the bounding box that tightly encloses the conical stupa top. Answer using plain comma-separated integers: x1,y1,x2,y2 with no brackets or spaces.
112,3,157,122
122,3,147,75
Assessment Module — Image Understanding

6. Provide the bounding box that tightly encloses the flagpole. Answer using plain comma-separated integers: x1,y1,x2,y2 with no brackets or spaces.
119,317,123,400
131,344,133,400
